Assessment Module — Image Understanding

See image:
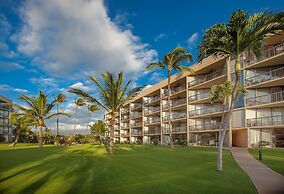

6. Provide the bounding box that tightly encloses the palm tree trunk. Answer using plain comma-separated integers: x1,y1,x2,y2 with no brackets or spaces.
9,128,20,147
167,70,174,148
217,56,241,172
217,100,227,171
109,114,115,155
56,103,59,136
39,126,43,148
74,105,78,134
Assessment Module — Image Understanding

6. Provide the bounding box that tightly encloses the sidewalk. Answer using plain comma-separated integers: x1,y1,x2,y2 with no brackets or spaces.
231,147,284,194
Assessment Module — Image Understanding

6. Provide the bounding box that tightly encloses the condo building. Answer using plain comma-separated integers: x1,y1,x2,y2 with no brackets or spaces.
104,33,284,147
0,96,12,141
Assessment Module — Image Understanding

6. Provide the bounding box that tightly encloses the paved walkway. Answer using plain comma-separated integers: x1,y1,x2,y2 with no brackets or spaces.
231,147,284,194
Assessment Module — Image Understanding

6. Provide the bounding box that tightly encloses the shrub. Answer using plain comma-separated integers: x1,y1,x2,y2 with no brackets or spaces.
178,139,187,146
152,138,159,146
0,134,5,142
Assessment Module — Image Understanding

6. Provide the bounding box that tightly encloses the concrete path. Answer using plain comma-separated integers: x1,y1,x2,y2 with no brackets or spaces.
231,147,284,194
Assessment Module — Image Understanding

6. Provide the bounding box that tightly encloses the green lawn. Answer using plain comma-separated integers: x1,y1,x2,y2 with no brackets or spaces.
249,148,284,176
0,143,256,194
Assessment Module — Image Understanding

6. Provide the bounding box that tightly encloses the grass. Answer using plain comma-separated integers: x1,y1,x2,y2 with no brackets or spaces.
0,143,256,194
249,148,284,176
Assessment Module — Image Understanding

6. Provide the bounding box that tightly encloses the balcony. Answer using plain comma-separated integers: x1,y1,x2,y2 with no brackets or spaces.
188,105,224,117
188,91,209,103
121,117,129,122
247,115,284,128
189,122,221,132
121,133,130,137
171,84,186,95
145,128,161,135
144,95,160,105
0,103,11,111
245,66,284,88
144,106,160,115
121,124,130,129
144,118,160,125
130,112,142,118
188,68,226,88
131,130,142,136
132,103,143,110
121,108,129,114
162,98,187,110
163,113,187,121
131,122,143,128
163,126,187,133
244,42,284,67
246,91,284,107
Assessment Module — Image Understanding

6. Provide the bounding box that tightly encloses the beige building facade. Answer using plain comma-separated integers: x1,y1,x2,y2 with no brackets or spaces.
105,33,284,148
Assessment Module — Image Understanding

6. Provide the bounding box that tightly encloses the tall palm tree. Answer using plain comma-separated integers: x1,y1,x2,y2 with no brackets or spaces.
69,72,142,154
89,120,107,145
86,104,99,130
17,91,69,148
9,112,35,147
199,9,284,172
54,93,66,136
73,98,86,133
146,47,192,148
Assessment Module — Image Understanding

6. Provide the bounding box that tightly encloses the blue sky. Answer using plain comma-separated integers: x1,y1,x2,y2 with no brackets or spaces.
0,0,283,131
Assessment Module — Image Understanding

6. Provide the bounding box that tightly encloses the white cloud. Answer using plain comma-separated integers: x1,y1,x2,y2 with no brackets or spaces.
0,61,24,72
187,32,199,44
17,0,157,78
30,77,58,87
69,82,94,92
154,33,167,42
0,84,28,93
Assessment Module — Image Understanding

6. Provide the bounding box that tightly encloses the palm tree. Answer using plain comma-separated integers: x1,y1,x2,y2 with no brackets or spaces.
54,93,66,136
89,120,107,145
73,98,86,133
199,9,284,172
9,112,35,147
17,91,69,148
86,104,99,130
146,47,192,148
69,72,142,154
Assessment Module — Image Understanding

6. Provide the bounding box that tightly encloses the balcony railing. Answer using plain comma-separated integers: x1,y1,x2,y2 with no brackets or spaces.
144,96,160,105
188,91,209,102
121,108,129,114
121,117,129,122
121,133,130,137
131,130,142,136
163,126,187,133
189,122,221,131
247,115,284,127
121,124,130,129
246,91,284,107
244,42,284,66
188,68,226,87
188,105,224,117
132,104,142,110
162,98,187,110
144,118,160,125
163,113,187,121
131,122,143,127
245,66,284,86
144,106,160,115
145,128,161,135
171,84,186,95
130,111,142,118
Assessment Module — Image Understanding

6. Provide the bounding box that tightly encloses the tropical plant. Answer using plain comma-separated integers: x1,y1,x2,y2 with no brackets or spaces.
69,72,143,154
9,112,35,147
199,9,284,172
146,47,192,148
86,104,99,130
54,93,66,136
73,98,86,133
89,120,107,145
16,91,69,148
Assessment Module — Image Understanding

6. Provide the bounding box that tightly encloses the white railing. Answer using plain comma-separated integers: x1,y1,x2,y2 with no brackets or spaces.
244,42,284,66
245,66,284,86
188,68,226,87
246,91,284,107
188,105,224,117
